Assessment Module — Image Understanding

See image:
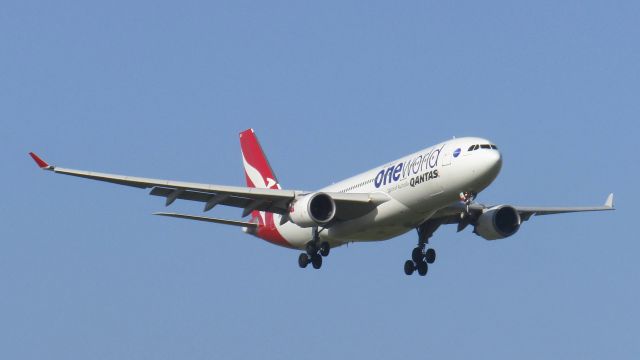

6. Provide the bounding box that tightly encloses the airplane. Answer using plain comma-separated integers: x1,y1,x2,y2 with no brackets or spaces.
29,129,614,276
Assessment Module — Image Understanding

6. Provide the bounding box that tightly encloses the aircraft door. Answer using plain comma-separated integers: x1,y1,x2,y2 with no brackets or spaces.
442,146,452,166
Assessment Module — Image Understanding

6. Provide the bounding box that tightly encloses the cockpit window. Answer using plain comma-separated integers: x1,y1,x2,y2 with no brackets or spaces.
468,144,498,151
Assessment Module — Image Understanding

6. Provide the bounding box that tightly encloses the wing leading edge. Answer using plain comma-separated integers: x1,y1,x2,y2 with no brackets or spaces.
513,193,614,220
30,152,295,214
432,193,615,225
28,152,389,223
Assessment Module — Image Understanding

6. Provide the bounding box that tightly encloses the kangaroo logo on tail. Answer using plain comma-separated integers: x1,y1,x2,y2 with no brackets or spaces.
240,129,280,190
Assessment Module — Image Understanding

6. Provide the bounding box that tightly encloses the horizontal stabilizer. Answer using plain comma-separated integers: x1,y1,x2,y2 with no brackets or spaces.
153,212,258,228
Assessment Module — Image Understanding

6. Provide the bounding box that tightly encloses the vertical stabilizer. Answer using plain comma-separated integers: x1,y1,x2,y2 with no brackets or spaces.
239,129,281,190
238,129,290,248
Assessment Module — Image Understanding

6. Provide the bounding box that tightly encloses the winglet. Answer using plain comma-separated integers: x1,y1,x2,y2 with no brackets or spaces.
28,152,53,170
605,193,614,208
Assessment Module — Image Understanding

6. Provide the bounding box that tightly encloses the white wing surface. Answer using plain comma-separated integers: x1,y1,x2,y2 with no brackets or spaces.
432,193,614,225
28,153,388,222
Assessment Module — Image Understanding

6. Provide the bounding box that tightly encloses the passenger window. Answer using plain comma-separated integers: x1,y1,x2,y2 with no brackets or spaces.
481,144,491,149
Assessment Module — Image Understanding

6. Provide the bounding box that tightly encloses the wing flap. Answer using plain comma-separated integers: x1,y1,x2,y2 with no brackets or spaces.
149,186,287,214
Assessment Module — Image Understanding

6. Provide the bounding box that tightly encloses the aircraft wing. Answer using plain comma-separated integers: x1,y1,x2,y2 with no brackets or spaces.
432,193,614,225
28,152,389,221
508,192,614,221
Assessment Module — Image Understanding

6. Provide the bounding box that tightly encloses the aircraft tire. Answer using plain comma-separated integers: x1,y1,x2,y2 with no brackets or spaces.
320,242,330,257
425,248,436,264
311,254,322,269
411,247,424,263
417,261,428,276
305,243,317,255
404,260,415,275
298,253,310,268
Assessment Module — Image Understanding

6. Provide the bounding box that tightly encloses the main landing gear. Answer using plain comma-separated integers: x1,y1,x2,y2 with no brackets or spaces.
405,220,441,277
298,226,330,270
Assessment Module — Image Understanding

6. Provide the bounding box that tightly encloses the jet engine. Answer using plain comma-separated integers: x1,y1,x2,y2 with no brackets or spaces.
474,205,521,240
288,192,336,228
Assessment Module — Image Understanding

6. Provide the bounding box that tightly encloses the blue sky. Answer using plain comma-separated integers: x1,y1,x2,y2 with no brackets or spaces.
2,1,638,358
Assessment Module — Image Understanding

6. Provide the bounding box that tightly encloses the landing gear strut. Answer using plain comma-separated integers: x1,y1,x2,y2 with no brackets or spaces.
298,226,330,270
459,191,477,214
457,191,479,233
404,220,440,276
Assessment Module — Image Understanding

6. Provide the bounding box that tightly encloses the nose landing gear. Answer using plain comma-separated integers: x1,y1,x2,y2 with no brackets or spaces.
459,191,477,213
457,191,479,233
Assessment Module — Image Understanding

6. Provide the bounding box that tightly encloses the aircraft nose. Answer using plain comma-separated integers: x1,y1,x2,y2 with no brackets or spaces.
484,149,502,178
476,148,502,181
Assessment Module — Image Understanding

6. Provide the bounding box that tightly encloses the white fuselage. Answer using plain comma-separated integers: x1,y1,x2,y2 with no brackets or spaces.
266,137,502,249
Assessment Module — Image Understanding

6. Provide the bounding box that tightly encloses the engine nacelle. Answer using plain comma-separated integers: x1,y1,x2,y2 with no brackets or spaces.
474,205,521,240
288,192,336,228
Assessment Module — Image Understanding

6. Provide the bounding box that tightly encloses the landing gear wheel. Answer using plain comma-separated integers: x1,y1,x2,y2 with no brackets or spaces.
425,248,436,264
298,253,310,268
417,261,428,276
411,247,424,263
299,253,310,268
305,242,317,255
404,260,415,275
311,254,323,269
319,242,330,257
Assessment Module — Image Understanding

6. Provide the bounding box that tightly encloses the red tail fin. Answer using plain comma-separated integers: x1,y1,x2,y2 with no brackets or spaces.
239,129,280,190
239,129,291,248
